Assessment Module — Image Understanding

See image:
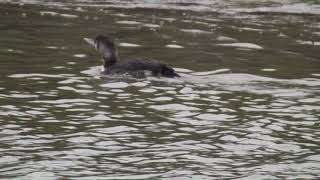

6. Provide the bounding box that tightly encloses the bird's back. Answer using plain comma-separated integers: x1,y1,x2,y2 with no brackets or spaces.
105,58,180,78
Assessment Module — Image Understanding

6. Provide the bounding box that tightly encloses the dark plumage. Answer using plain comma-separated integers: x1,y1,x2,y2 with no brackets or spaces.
86,35,180,78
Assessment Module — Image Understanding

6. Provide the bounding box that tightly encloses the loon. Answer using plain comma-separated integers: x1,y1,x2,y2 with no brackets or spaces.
84,35,180,78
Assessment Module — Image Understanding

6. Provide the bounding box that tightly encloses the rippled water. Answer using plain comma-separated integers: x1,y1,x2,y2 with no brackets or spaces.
0,0,320,179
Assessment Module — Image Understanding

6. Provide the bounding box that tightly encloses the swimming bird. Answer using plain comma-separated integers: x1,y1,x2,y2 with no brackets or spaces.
84,35,180,78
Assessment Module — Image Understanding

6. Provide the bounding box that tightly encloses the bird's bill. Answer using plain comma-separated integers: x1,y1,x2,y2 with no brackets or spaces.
83,38,96,49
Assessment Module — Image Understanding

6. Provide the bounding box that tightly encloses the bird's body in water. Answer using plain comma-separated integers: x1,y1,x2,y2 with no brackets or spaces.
84,35,180,78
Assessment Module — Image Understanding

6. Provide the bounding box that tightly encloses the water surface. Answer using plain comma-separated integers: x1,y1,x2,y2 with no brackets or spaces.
0,0,320,179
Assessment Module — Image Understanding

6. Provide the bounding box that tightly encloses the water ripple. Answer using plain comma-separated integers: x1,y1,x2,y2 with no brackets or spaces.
0,1,319,179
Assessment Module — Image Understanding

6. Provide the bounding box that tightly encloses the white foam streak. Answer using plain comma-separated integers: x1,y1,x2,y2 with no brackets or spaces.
8,73,74,78
217,43,263,49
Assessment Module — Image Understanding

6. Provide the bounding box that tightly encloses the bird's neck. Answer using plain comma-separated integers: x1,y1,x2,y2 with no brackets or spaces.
103,51,118,68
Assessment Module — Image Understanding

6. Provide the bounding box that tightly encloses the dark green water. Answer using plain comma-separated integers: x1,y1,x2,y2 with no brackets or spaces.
0,1,320,179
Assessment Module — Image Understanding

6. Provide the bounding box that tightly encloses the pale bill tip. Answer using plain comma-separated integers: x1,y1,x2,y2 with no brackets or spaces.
83,37,95,48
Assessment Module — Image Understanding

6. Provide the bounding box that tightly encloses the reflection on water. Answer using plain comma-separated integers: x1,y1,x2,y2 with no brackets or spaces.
0,0,320,179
